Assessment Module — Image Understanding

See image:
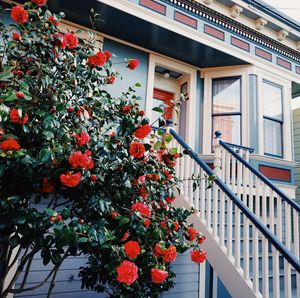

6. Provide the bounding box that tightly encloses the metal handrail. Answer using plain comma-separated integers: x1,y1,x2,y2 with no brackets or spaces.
169,128,300,272
220,140,300,213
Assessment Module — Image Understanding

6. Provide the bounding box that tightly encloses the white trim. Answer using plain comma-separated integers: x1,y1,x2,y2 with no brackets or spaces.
146,54,197,149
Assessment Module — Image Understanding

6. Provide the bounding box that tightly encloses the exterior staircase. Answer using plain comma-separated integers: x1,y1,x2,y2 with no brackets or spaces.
168,128,300,298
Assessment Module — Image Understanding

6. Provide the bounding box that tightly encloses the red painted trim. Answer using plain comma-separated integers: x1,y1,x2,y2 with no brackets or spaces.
259,165,291,182
296,66,300,75
255,47,272,61
231,37,250,52
277,57,292,70
153,88,174,120
204,25,225,41
174,11,197,28
139,0,166,15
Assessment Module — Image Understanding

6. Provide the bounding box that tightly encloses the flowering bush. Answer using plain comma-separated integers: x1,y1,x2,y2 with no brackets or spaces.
0,1,206,297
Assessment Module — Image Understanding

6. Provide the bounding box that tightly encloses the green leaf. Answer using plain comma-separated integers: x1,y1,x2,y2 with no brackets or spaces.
0,66,13,82
169,148,178,155
51,251,62,265
152,107,163,113
18,80,29,90
154,141,162,150
39,148,52,163
4,91,17,102
164,133,172,143
9,234,20,248
42,131,54,140
61,208,70,219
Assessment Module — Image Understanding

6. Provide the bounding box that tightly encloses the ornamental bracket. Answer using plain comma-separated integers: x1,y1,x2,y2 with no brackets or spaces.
230,5,243,18
255,18,267,30
203,0,213,5
277,29,289,41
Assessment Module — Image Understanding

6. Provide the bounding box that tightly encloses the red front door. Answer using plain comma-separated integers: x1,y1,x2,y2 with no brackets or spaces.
153,88,174,120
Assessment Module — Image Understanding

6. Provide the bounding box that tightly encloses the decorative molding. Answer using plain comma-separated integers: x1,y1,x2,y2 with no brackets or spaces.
259,165,291,182
255,47,272,61
139,0,167,15
276,29,289,41
203,0,213,5
174,11,197,28
204,24,225,40
296,41,300,51
255,18,267,30
230,5,243,19
277,57,292,70
231,36,250,51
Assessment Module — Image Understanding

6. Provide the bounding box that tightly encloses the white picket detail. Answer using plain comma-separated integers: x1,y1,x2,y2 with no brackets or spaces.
168,131,299,298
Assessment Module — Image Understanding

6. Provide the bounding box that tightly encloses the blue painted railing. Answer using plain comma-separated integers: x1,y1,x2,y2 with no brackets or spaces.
220,140,300,213
169,128,300,272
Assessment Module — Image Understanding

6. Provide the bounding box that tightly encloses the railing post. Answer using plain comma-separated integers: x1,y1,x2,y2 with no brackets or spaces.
213,131,222,177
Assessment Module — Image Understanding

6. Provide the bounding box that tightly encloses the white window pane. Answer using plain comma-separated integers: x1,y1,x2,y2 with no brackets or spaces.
213,78,241,114
264,118,282,156
263,81,282,121
213,115,241,144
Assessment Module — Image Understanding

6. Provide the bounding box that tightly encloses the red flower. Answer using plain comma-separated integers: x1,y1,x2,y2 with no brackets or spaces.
163,170,172,180
129,142,145,159
87,51,107,67
187,227,198,241
116,260,138,286
163,245,177,263
16,91,24,99
0,139,20,151
90,174,97,181
151,268,168,284
75,132,90,146
42,178,54,193
122,231,130,242
139,110,145,116
127,59,139,70
106,75,116,84
69,150,94,170
63,33,78,49
198,235,206,244
12,32,21,41
173,222,180,231
131,202,151,218
104,51,112,60
133,124,151,139
143,219,151,228
0,128,4,140
165,195,176,204
124,241,141,259
11,6,28,24
60,172,81,187
111,212,120,219
10,109,28,124
47,15,59,26
162,153,176,168
139,187,148,199
32,0,47,6
190,250,207,264
121,105,132,114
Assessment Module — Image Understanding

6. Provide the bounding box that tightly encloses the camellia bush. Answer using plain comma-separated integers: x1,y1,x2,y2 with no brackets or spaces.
0,1,207,297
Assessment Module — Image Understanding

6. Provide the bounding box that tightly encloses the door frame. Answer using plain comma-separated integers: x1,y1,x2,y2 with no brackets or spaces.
145,54,197,149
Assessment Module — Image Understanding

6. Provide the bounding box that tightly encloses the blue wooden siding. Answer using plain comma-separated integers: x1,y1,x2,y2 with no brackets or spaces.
103,38,149,110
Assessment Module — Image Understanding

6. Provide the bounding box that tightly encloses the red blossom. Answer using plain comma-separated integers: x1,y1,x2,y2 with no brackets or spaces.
124,241,141,259
0,128,4,140
12,32,21,41
143,219,151,228
187,227,198,241
0,139,20,151
69,151,94,170
63,32,78,49
87,52,107,67
190,250,207,263
11,6,28,24
165,195,176,204
129,142,145,159
133,124,151,139
111,212,120,219
139,110,145,116
104,51,112,60
151,268,168,284
127,59,139,70
122,231,130,242
106,75,116,84
60,172,81,187
163,245,177,263
116,260,138,286
75,132,90,146
16,91,24,99
32,0,47,6
173,222,180,231
90,174,97,181
42,178,54,193
138,187,148,199
10,109,28,124
163,170,173,180
131,202,151,218
198,235,206,244
47,15,59,26
154,243,165,257
121,105,132,114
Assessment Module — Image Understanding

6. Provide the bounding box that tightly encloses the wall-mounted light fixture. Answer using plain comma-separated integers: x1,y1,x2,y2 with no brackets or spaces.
163,70,170,79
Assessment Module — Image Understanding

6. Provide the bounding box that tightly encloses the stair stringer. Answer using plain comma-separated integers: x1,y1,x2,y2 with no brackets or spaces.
174,196,262,298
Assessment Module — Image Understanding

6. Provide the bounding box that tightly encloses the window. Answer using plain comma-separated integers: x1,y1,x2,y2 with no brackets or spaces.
262,80,283,157
212,77,241,145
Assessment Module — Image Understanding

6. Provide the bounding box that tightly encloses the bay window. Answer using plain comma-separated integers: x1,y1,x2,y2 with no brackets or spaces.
262,80,283,157
212,77,241,145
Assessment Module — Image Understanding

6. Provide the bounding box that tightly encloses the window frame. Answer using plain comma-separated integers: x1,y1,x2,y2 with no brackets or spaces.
211,76,242,149
262,79,284,158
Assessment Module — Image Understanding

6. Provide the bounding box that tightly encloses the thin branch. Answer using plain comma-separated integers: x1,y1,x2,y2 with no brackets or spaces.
18,252,34,291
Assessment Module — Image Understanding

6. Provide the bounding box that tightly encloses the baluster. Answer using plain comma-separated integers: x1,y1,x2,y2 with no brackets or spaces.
248,172,254,213
255,179,261,220
269,190,274,233
219,189,225,247
184,155,191,199
200,169,205,221
213,185,219,238
284,203,292,298
194,164,200,211
272,247,280,298
252,227,259,294
243,215,250,281
225,150,230,186
206,184,212,230
234,207,241,268
221,148,226,180
262,236,269,298
293,208,299,259
188,160,195,207
236,151,242,202
262,185,267,226
284,259,292,298
227,197,233,258
245,149,250,163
